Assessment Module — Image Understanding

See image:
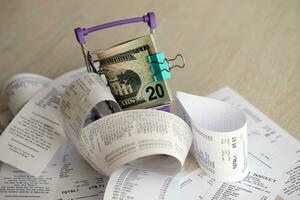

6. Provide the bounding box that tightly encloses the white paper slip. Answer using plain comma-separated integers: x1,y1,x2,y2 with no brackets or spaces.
0,73,51,135
206,87,300,199
0,73,51,169
171,136,288,200
0,68,86,176
2,73,52,115
203,150,287,200
60,73,192,177
204,171,284,200
172,135,288,200
103,165,183,200
0,142,66,200
54,141,108,200
172,168,215,200
172,87,299,200
175,92,248,182
280,161,300,200
207,86,300,166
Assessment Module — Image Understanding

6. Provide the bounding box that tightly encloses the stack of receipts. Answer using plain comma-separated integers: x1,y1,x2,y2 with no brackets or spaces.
0,68,299,200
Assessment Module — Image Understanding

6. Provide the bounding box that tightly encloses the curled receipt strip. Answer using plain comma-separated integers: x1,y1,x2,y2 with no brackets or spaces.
2,73,52,116
175,91,248,182
60,73,192,176
0,69,191,178
0,68,86,176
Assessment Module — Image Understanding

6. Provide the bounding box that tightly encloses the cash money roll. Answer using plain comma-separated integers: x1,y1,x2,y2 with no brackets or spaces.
97,34,172,110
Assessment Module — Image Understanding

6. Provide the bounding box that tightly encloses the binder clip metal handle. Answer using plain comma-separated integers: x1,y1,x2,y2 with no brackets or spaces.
147,52,185,81
74,12,157,73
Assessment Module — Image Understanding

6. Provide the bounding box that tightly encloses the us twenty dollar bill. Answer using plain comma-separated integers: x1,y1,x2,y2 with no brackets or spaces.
97,34,172,109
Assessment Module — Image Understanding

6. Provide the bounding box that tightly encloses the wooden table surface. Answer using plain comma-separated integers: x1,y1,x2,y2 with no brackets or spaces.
0,1,299,199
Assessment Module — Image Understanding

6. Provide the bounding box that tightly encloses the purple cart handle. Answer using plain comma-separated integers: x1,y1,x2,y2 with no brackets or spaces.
75,12,156,45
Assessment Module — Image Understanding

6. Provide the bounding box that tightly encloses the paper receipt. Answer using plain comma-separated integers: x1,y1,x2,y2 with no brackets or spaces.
60,73,192,176
175,91,248,182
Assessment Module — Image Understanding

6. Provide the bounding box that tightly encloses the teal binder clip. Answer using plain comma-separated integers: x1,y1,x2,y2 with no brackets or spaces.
147,52,170,81
147,53,185,81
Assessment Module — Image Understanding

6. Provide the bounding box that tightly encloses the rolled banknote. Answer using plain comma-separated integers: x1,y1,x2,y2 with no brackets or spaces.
97,34,172,109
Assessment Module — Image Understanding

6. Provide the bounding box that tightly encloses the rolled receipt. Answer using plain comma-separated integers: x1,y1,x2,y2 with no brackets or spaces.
60,73,192,176
2,73,51,115
175,91,248,182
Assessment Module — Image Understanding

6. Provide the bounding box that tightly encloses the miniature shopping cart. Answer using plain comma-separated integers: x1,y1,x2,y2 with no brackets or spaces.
74,12,156,73
74,12,185,81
